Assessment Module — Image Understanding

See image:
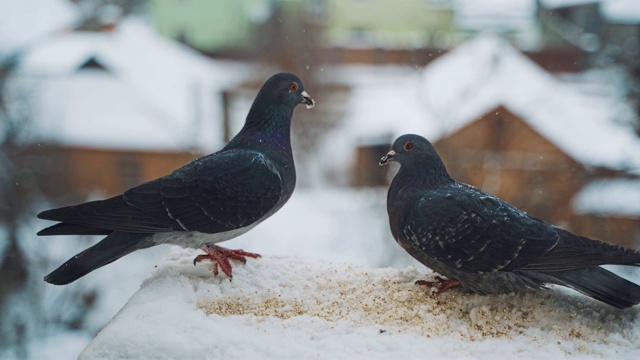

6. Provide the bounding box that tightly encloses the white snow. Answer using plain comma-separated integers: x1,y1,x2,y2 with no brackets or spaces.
18,17,248,152
27,331,93,360
81,249,640,359
573,179,640,216
601,0,640,23
0,0,77,57
330,66,434,141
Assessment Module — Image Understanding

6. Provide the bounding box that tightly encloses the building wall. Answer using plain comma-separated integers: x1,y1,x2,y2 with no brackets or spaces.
435,106,587,226
571,214,640,249
352,143,392,187
24,144,200,204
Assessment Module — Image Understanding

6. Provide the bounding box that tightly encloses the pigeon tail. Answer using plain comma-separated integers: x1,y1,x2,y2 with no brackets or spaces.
549,267,640,309
38,222,113,236
44,232,151,285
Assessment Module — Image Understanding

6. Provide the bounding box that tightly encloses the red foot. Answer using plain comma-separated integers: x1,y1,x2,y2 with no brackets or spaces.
193,245,260,278
415,276,462,296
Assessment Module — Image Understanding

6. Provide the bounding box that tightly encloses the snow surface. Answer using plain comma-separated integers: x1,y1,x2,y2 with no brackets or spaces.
573,179,640,216
82,249,640,359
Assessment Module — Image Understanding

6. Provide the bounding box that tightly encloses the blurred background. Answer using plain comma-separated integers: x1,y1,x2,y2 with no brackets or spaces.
1,0,639,358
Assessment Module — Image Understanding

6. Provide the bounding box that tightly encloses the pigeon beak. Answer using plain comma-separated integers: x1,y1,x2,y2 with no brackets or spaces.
301,91,315,109
379,150,396,166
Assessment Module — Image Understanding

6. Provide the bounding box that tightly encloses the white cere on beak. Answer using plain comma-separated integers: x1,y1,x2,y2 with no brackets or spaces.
379,150,396,166
301,91,316,109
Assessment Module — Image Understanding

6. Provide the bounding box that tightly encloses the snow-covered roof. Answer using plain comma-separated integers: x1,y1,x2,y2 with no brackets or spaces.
336,66,433,143
18,17,246,152
573,179,640,216
310,65,438,186
0,0,77,57
419,35,640,171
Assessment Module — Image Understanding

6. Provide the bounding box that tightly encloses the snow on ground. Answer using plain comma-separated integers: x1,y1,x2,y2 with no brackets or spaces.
82,249,640,359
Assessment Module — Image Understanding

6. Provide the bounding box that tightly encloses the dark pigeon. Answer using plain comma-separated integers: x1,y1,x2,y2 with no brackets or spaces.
38,73,315,285
380,134,640,309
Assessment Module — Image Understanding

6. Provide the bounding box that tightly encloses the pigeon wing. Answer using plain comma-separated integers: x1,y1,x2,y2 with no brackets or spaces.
39,150,283,234
123,149,283,234
402,185,559,273
37,195,178,234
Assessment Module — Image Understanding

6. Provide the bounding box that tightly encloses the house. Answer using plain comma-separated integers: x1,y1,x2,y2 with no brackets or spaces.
16,17,247,203
342,36,640,248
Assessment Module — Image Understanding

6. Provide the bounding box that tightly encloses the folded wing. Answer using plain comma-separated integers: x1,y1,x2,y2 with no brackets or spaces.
38,150,283,235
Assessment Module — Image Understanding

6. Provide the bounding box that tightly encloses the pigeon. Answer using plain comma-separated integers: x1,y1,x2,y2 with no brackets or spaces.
380,134,640,309
38,73,315,285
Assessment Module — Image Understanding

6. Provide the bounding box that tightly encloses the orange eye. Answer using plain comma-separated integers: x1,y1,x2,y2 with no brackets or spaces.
404,141,414,151
289,82,298,92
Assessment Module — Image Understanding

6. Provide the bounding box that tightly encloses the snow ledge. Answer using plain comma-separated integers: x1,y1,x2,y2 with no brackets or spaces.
82,248,640,359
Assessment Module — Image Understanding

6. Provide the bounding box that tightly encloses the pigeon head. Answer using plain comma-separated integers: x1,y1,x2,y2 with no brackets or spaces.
228,73,314,151
379,134,452,184
253,73,315,111
379,134,440,166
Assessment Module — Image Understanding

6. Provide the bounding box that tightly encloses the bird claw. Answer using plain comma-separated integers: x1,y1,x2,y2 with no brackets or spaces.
193,245,261,279
415,276,462,296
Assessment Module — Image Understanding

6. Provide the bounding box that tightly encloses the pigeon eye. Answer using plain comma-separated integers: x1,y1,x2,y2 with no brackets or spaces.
404,141,414,151
289,82,298,92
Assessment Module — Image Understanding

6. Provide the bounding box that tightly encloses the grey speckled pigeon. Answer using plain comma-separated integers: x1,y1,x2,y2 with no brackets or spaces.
38,73,315,285
380,134,640,309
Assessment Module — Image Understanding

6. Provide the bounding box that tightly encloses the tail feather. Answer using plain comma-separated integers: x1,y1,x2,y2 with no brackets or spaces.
44,232,151,285
38,222,113,236
550,267,640,309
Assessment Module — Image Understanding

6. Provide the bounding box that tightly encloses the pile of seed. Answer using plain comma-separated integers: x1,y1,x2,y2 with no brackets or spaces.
198,262,638,346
